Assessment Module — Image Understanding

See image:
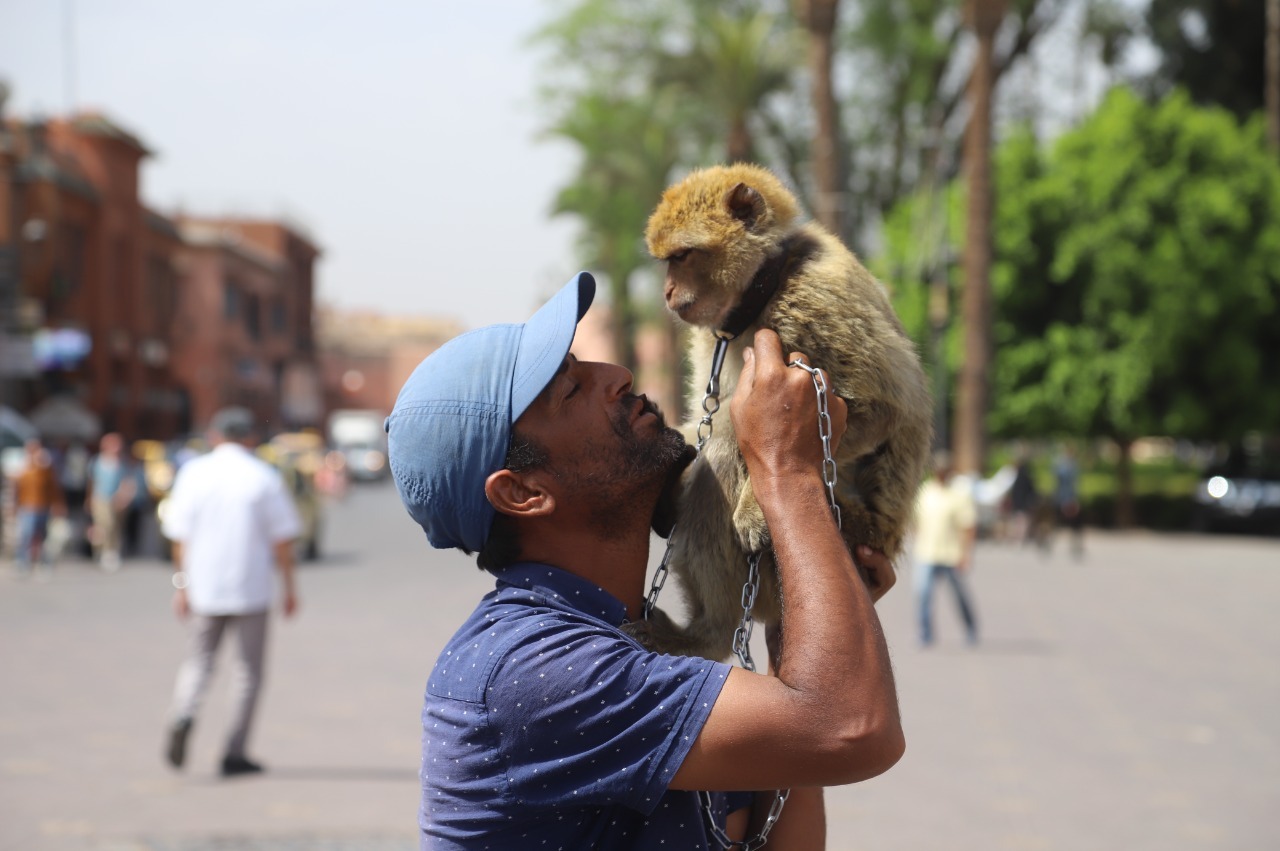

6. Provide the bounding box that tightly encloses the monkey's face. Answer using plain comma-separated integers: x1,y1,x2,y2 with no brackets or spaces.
646,165,800,330
659,246,772,329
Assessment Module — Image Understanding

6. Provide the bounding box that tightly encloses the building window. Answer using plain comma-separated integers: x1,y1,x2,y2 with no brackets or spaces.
245,293,262,341
271,299,287,334
224,279,239,319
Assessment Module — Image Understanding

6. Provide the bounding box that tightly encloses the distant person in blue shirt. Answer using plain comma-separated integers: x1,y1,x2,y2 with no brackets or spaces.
386,273,904,849
86,431,138,572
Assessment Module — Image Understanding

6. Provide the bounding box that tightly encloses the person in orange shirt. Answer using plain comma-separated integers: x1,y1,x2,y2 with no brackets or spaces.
14,439,66,576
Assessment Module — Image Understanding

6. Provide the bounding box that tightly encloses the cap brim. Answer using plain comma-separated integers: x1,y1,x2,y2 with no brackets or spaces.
511,272,596,421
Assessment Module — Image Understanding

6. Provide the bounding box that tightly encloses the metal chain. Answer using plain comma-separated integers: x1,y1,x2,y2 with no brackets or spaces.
695,335,733,451
701,788,792,851
788,358,842,526
643,339,841,849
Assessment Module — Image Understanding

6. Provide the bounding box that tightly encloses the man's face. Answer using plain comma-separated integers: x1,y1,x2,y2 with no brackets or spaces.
514,354,687,529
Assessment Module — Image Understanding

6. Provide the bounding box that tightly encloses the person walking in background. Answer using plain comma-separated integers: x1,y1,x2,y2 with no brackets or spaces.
85,432,136,571
912,451,979,647
1053,445,1085,559
1007,454,1040,546
13,439,65,578
161,406,302,777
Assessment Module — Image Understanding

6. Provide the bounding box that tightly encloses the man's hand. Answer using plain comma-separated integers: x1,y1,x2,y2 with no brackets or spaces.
729,330,847,487
855,545,896,602
172,588,190,620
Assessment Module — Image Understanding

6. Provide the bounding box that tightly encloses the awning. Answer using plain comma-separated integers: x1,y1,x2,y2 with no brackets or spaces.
29,396,102,442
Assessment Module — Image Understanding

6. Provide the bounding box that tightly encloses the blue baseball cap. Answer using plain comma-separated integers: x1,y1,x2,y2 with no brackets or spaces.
385,272,596,553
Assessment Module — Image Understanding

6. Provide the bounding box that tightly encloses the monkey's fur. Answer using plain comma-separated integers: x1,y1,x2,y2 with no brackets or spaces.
628,163,932,661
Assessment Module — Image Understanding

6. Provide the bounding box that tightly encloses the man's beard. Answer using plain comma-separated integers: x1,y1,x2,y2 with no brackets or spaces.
551,396,688,536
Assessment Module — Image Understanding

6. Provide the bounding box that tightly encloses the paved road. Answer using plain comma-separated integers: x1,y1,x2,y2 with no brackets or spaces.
1,481,1276,850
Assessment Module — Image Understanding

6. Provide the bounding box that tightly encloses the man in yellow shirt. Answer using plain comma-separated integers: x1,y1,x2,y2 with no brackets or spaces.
912,451,978,646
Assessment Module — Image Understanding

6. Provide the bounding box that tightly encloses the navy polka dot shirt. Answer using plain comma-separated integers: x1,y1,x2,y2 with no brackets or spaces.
419,562,751,848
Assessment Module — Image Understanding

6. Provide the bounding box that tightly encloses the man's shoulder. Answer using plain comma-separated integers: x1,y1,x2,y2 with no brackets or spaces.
431,597,642,704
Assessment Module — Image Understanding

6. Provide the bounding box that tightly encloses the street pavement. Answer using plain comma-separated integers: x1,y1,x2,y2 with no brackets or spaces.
1,480,1276,850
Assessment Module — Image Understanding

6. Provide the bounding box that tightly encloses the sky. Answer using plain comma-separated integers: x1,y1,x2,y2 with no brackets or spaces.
0,0,582,331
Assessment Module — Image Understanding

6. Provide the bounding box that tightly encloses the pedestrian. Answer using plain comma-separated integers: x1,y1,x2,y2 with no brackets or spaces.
13,439,65,577
52,440,91,558
1007,454,1039,545
385,273,903,847
161,406,302,777
85,432,137,571
1053,445,1085,559
912,451,980,647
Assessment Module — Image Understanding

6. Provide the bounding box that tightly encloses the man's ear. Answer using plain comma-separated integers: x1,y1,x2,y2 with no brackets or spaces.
485,468,556,518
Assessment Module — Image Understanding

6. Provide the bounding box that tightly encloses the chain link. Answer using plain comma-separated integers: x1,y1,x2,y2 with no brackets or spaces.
788,359,841,526
643,339,841,849
701,788,792,850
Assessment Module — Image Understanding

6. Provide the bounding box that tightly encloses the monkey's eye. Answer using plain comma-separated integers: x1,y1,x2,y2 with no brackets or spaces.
668,249,692,263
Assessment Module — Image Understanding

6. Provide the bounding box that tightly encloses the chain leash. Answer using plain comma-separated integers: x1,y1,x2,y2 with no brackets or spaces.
644,337,841,849
787,358,842,527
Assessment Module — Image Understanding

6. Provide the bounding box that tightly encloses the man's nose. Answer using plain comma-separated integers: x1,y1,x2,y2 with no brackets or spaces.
592,362,634,399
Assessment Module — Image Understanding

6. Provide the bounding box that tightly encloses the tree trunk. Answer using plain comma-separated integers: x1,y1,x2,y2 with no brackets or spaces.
1114,437,1135,529
665,319,687,425
1268,0,1280,151
954,0,1005,476
727,115,753,164
796,0,844,237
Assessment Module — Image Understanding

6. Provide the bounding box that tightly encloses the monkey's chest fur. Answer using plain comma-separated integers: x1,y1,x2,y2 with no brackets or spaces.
628,225,932,662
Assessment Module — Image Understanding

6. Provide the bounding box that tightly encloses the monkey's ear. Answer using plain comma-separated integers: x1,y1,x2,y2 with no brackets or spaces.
727,182,766,229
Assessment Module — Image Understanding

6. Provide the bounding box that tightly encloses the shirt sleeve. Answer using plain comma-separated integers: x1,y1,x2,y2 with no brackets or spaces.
160,465,195,541
487,617,732,816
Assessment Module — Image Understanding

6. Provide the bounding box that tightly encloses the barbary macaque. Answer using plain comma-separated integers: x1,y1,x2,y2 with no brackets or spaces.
629,163,932,661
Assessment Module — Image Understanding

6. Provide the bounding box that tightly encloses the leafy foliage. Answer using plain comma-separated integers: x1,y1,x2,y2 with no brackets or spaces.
882,88,1280,445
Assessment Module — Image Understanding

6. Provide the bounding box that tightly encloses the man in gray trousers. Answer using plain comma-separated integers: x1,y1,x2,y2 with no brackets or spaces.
162,406,302,776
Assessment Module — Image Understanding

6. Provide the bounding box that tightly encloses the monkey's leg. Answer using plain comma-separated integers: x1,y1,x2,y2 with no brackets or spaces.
731,473,772,554
843,434,924,561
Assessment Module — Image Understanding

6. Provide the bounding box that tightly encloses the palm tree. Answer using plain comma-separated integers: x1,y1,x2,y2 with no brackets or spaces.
954,0,1006,476
794,0,844,237
657,6,797,164
547,90,682,379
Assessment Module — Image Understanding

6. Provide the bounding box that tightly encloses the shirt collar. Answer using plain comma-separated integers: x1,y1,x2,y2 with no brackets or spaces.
494,562,629,627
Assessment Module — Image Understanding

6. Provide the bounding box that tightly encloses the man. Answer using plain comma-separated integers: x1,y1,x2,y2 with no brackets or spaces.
912,451,979,647
161,406,302,777
386,273,903,848
13,439,65,577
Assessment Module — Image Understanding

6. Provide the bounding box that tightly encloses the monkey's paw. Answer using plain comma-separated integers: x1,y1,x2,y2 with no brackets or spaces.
732,497,772,555
621,606,682,654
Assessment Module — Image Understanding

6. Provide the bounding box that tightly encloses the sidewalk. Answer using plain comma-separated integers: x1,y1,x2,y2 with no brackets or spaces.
1,483,1276,850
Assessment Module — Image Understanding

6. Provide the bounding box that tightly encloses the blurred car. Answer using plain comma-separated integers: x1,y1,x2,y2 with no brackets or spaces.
327,409,389,483
1192,440,1280,535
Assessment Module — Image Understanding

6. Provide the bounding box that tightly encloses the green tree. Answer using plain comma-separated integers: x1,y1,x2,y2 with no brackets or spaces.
884,88,1280,523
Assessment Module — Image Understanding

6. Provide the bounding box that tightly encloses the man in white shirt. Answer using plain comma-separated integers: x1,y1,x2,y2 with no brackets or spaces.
162,406,302,776
912,451,979,647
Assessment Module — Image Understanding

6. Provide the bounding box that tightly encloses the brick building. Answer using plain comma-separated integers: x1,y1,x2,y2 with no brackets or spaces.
171,218,322,434
0,101,321,443
315,306,462,416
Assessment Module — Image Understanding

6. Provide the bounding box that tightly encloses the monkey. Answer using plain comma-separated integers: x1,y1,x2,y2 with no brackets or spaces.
626,163,933,662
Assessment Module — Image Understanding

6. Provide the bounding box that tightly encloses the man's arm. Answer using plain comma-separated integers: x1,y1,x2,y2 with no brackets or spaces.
274,539,298,618
671,329,904,793
170,542,189,620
